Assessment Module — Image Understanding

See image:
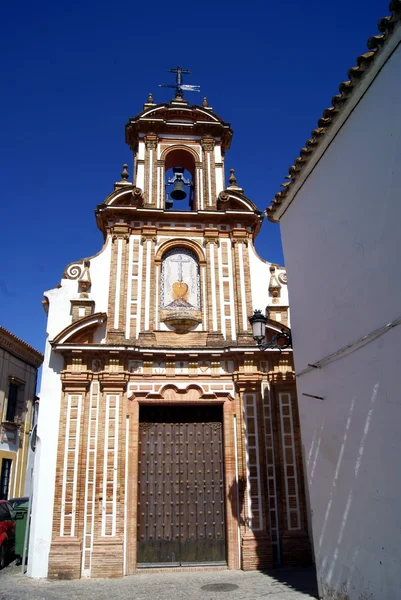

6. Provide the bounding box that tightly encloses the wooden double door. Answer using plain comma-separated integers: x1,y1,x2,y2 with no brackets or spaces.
137,405,226,567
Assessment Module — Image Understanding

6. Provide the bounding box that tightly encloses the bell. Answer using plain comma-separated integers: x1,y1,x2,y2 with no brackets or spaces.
170,177,187,201
165,197,173,210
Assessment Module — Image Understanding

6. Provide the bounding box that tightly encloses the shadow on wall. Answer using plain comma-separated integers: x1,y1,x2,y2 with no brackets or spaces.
307,381,380,599
263,568,319,598
228,474,246,522
228,476,318,598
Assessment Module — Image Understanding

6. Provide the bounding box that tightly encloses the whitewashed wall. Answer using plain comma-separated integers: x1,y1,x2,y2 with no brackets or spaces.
280,42,401,600
248,244,289,310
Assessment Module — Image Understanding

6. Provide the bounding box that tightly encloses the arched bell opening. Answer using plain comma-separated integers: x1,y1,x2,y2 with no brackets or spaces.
164,148,196,211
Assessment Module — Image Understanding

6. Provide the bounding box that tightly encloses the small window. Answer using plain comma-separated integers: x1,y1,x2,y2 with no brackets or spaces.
0,459,12,500
6,382,19,422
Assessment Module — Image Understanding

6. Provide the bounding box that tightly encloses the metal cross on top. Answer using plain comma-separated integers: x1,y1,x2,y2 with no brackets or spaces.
159,66,200,97
170,253,191,282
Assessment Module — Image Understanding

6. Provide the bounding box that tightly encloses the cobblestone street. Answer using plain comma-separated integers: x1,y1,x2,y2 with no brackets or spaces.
0,563,318,600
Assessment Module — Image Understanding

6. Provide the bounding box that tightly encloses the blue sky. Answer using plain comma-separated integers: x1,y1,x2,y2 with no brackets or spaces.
1,0,385,354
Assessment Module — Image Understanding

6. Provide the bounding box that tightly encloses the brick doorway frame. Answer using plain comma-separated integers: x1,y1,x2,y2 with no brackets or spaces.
125,388,239,574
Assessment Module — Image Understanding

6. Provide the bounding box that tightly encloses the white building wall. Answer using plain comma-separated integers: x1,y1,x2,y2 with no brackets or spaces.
248,243,289,309
28,337,63,578
135,141,145,190
279,41,401,600
89,239,112,316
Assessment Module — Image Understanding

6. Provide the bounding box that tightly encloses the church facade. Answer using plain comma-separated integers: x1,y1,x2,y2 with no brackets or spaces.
29,91,311,579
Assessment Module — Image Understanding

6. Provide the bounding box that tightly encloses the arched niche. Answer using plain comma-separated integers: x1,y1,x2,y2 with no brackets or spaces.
160,247,200,309
155,239,206,266
160,146,199,211
158,246,202,333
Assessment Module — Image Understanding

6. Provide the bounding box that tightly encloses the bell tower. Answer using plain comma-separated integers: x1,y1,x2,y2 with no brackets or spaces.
125,85,232,211
94,74,269,345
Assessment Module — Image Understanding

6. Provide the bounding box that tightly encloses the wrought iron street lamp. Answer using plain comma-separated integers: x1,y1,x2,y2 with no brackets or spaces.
249,309,292,352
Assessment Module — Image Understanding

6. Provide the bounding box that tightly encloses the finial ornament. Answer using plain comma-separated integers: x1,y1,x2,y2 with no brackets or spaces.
121,164,129,181
269,264,281,302
203,97,208,107
159,66,200,98
229,168,237,187
78,260,91,297
148,92,154,104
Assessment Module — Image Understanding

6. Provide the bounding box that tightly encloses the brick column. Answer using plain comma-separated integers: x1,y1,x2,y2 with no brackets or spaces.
91,371,129,578
137,227,157,346
194,161,203,210
107,224,130,343
234,369,274,571
201,138,216,209
143,136,158,207
223,397,240,569
125,393,140,574
156,159,165,209
231,233,253,346
48,373,92,580
271,377,312,566
204,233,224,346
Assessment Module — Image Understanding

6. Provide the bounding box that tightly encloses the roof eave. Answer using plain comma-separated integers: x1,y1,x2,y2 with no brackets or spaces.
267,8,401,222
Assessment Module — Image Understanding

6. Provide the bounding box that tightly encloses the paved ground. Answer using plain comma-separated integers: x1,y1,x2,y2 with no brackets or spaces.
0,561,318,600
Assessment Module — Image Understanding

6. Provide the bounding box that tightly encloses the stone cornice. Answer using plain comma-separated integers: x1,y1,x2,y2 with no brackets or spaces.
203,229,220,247
61,371,93,391
268,372,296,384
98,372,130,391
232,373,264,390
140,225,158,245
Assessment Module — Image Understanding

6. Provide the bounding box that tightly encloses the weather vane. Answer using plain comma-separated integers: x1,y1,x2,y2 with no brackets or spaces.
159,66,200,97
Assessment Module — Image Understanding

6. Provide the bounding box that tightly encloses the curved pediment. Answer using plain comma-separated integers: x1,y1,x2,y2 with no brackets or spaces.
265,319,291,335
126,102,233,151
217,190,259,213
134,103,224,125
102,186,144,207
51,312,107,345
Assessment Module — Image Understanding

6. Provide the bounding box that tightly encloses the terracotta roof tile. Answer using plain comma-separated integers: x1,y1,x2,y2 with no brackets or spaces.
266,0,401,221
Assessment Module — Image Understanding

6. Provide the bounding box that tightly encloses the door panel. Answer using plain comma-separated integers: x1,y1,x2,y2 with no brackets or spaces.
180,421,225,564
137,421,181,566
137,405,226,567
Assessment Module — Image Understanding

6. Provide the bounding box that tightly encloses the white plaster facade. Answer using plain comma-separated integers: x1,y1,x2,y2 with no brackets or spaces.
248,244,289,315
268,19,401,600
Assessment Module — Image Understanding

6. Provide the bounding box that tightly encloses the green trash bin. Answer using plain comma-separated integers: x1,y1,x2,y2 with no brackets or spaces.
14,501,29,557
